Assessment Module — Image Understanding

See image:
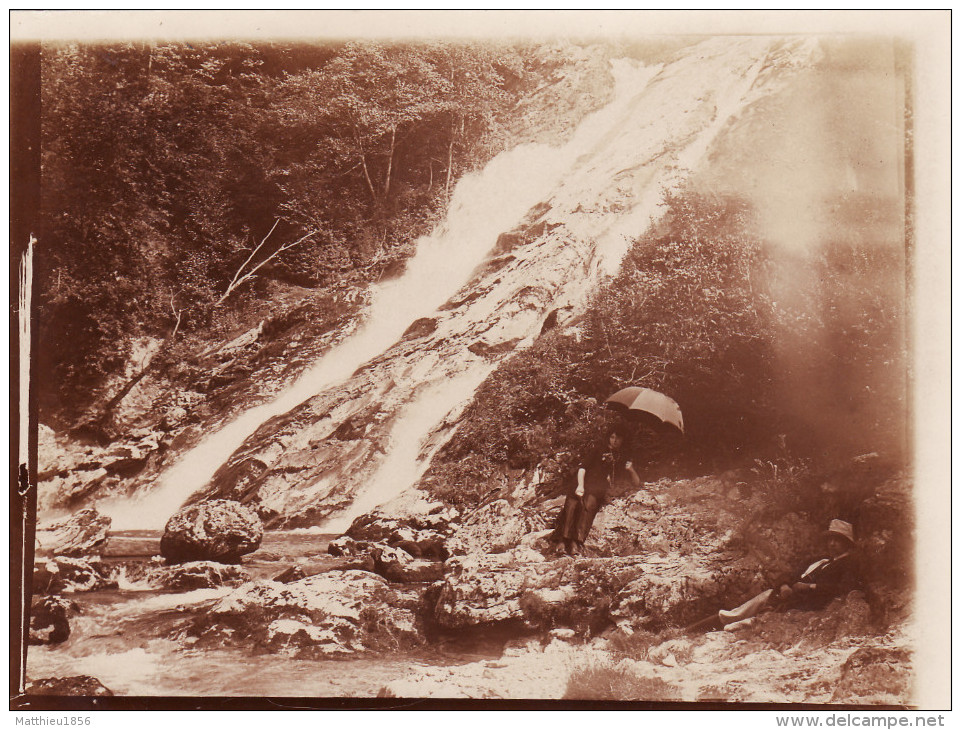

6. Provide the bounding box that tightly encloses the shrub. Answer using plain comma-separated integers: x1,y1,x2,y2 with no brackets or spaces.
517,590,556,631
604,627,670,660
424,187,907,510
563,660,682,701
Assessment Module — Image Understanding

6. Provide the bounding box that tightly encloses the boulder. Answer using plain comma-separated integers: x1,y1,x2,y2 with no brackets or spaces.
164,561,251,590
34,556,118,594
370,544,446,584
349,507,458,538
343,509,455,559
434,551,645,631
160,499,263,564
327,535,366,557
29,596,77,645
27,676,113,697
110,558,249,591
32,561,65,595
186,571,425,656
44,508,112,557
326,538,443,584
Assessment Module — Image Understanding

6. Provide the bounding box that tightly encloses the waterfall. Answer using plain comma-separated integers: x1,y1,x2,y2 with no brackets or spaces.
100,60,662,530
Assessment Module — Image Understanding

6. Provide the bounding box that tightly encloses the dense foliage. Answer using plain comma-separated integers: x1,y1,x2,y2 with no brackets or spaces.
38,40,548,421
423,190,907,507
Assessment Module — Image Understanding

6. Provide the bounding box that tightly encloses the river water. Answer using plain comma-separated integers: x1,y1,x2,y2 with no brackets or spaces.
27,531,500,698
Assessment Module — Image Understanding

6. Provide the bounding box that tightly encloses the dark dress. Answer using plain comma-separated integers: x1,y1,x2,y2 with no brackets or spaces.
553,444,631,545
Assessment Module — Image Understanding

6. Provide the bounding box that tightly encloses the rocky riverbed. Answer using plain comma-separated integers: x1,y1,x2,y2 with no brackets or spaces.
25,458,914,705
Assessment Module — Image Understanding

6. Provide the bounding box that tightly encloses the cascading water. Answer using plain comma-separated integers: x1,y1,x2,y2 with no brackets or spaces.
320,366,495,533
100,60,663,530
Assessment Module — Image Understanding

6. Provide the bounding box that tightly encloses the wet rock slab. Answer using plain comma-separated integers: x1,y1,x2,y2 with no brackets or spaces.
40,508,112,557
37,424,163,513
27,675,114,697
185,570,425,657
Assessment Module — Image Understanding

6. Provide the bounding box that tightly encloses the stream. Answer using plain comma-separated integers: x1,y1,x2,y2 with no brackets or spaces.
27,531,502,697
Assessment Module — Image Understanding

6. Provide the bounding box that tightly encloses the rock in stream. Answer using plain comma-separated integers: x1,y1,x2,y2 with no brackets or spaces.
161,499,263,564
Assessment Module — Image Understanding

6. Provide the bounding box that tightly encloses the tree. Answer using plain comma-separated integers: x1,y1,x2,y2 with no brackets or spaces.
37,40,536,423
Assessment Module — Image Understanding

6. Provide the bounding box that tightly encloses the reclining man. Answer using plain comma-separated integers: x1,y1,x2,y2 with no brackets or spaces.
689,519,860,632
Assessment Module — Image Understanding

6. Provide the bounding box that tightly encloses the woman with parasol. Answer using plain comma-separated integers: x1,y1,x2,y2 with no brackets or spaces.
550,422,640,556
550,387,683,556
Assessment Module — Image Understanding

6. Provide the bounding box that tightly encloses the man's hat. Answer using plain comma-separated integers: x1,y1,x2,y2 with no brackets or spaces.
824,519,855,546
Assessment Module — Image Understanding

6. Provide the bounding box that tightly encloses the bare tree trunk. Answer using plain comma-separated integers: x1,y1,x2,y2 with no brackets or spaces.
359,152,377,204
383,125,396,200
446,118,456,200
220,219,279,302
217,227,318,305
353,126,378,204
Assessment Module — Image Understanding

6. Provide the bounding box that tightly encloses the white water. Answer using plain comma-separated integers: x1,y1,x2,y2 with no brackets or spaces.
100,60,662,530
321,366,495,533
588,52,770,280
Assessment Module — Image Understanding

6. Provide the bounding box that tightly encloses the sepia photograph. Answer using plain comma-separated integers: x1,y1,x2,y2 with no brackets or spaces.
10,10,950,712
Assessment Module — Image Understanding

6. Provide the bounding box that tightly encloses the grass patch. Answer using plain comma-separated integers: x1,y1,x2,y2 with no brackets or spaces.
563,659,682,701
